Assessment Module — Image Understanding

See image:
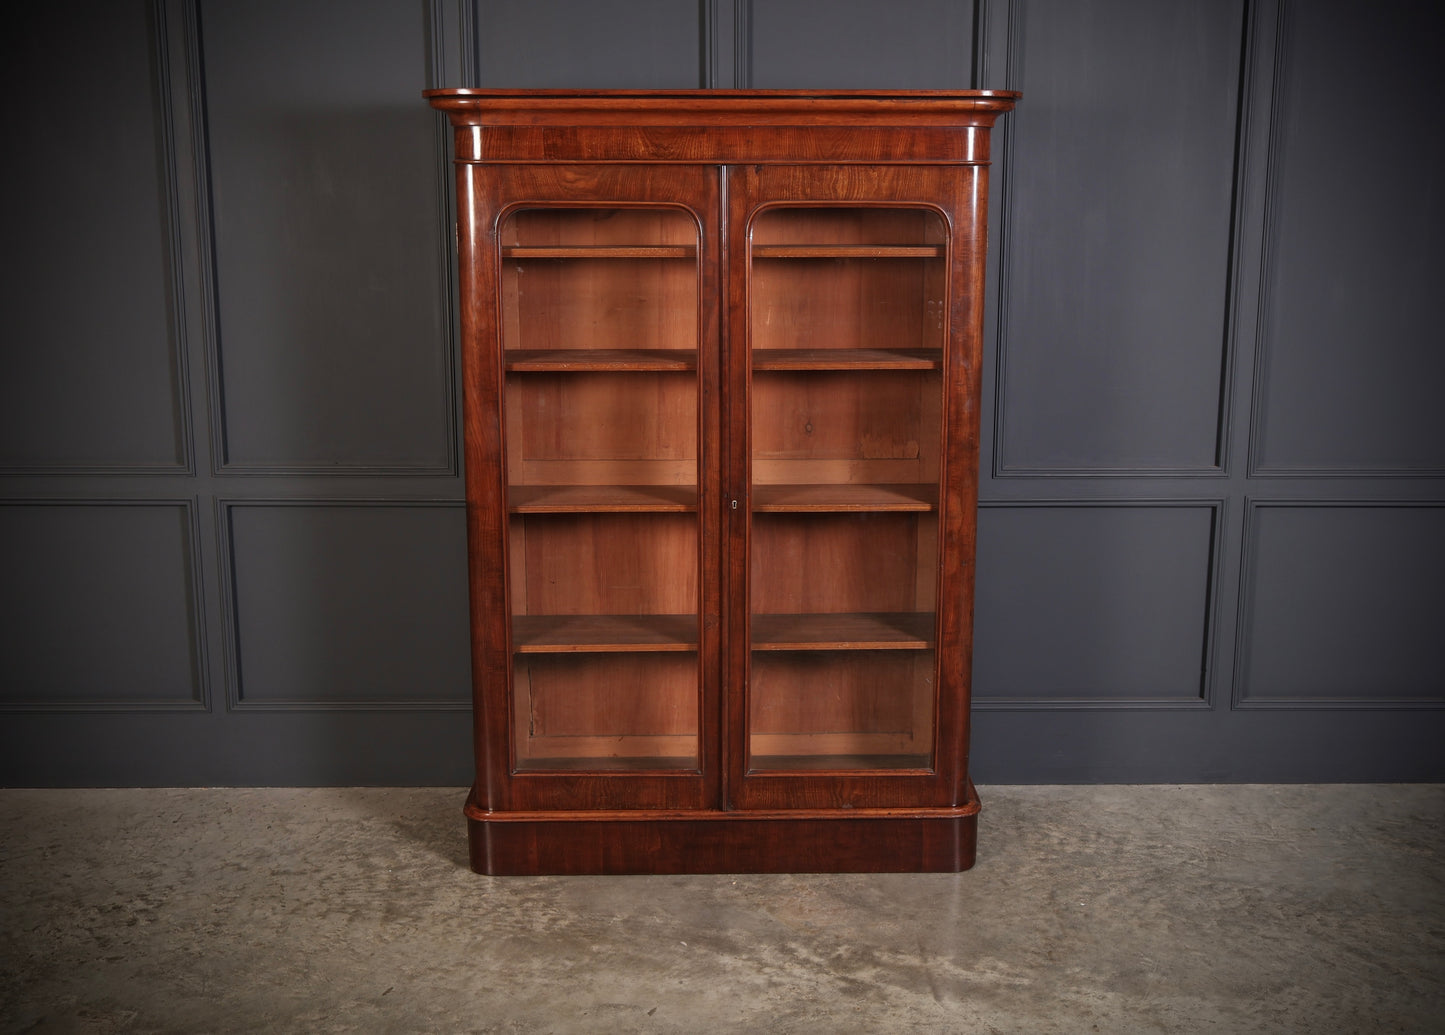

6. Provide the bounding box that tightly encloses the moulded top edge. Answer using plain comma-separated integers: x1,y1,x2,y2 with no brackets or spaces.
424,87,1019,123
423,88,1021,100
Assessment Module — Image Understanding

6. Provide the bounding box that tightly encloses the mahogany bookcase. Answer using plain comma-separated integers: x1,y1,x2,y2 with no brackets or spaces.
424,89,1018,874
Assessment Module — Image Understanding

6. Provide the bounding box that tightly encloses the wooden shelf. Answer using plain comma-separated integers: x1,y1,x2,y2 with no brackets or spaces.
751,611,935,651
509,484,697,513
748,753,933,772
751,483,935,512
505,349,696,372
751,348,940,370
515,755,699,772
513,614,698,653
503,245,696,259
751,245,942,259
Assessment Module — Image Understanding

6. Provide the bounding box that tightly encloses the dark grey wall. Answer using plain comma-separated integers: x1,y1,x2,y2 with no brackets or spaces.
2,0,1441,785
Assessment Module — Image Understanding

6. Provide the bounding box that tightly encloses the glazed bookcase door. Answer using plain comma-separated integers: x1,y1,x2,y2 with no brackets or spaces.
464,165,722,812
726,165,982,811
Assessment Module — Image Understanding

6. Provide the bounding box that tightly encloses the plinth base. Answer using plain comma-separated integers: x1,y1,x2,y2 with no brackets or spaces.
464,782,980,875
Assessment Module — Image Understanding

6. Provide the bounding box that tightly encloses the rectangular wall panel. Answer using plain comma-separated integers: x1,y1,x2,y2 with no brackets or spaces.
1237,504,1445,707
1251,0,1445,474
475,0,702,87
3,0,1441,787
202,0,453,470
749,0,974,88
0,502,203,708
973,503,1217,706
0,2,186,470
224,503,471,707
995,0,1243,472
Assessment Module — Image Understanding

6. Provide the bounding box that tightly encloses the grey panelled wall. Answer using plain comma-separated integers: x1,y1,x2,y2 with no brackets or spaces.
1250,3,1445,474
203,0,455,472
972,504,1218,706
0,0,1441,785
995,0,1241,473
2,4,188,470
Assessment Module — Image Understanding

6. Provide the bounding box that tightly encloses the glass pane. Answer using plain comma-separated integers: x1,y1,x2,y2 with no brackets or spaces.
748,207,946,771
501,207,701,771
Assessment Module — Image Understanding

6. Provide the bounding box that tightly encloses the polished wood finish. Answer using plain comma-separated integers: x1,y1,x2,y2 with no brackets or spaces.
426,89,1019,165
428,89,1015,872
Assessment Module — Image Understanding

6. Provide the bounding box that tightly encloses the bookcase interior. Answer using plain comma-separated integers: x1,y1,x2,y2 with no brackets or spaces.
746,206,947,770
495,203,951,773
500,206,703,772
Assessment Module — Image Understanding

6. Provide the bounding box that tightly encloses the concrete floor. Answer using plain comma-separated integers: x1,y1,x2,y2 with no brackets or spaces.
1,786,1442,1034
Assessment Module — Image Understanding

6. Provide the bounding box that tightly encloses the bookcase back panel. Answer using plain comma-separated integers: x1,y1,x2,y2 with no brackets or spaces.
503,259,698,352
750,651,922,732
751,370,938,463
749,513,935,615
507,373,697,464
749,651,934,768
750,207,945,353
509,513,698,617
515,652,699,771
751,261,930,351
519,653,698,736
501,208,699,353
